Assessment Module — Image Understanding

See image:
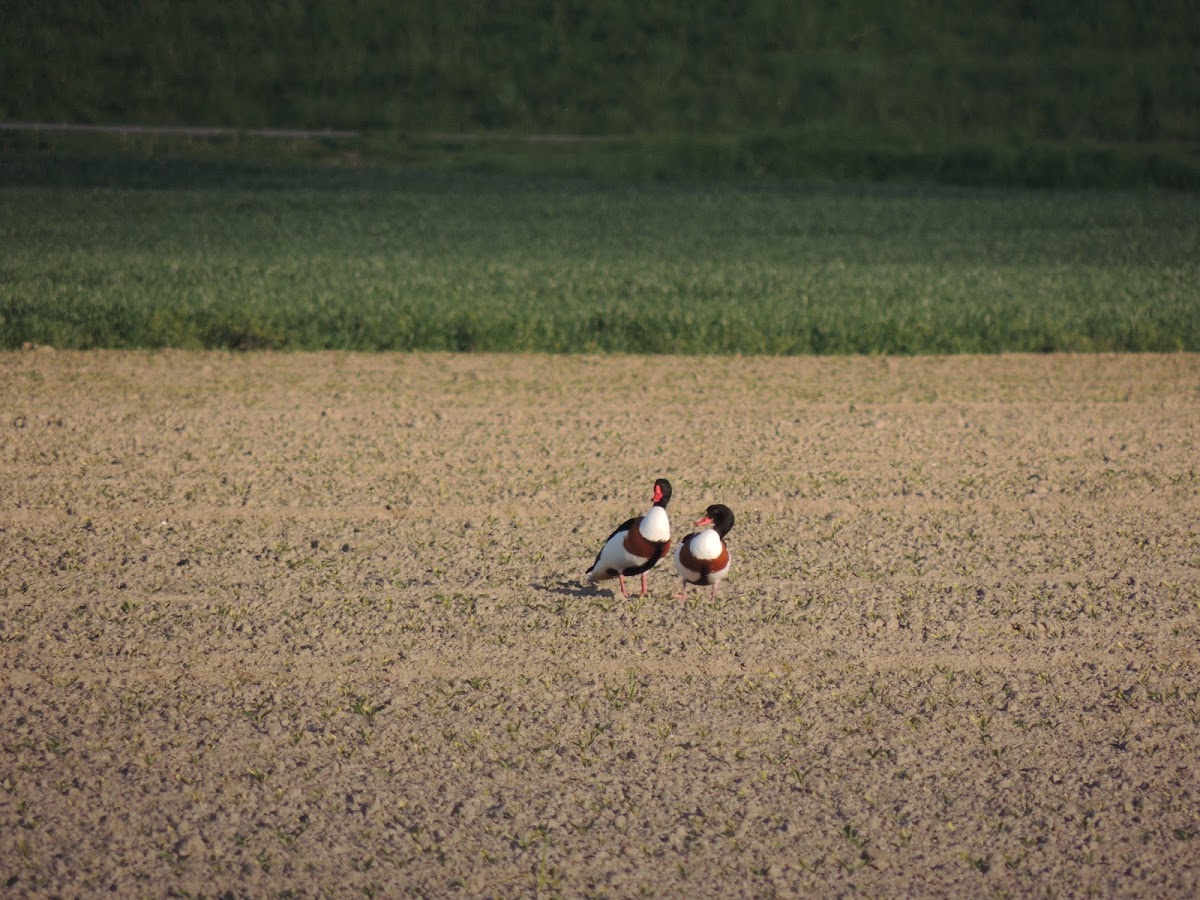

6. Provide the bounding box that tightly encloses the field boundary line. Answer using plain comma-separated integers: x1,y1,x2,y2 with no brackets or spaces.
0,121,359,139
1,121,631,144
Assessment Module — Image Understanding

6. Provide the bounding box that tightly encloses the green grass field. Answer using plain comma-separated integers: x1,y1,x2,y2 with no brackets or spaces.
2,152,1197,354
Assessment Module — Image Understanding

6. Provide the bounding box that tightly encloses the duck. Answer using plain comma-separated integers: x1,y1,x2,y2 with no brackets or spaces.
673,503,735,600
584,478,672,597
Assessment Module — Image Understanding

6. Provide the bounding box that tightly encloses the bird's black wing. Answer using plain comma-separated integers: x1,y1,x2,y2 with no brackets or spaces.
586,516,641,574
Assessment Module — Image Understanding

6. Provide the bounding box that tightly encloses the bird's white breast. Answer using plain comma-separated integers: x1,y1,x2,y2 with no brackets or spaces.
639,506,670,543
690,528,723,560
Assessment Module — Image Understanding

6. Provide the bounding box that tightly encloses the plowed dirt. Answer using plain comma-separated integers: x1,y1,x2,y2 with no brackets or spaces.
2,351,1198,896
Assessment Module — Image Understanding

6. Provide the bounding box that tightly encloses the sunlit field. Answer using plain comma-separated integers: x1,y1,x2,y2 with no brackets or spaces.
2,351,1198,895
2,157,1197,353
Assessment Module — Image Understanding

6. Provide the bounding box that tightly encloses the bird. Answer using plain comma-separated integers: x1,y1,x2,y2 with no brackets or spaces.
584,478,672,597
673,503,735,601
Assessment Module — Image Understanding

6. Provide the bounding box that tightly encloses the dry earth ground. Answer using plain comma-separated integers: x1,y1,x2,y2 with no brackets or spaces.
2,351,1199,897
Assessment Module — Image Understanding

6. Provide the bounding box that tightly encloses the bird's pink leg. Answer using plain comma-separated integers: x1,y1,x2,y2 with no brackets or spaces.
710,583,719,601
640,572,649,596
676,580,689,601
618,575,629,598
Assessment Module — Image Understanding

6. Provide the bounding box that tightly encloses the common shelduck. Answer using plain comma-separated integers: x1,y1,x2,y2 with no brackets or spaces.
584,478,673,597
673,504,735,600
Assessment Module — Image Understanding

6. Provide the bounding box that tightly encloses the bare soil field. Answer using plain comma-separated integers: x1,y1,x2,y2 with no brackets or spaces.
2,350,1198,897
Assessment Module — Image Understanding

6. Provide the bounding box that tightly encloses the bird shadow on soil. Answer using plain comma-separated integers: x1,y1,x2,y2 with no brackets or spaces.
530,580,597,599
